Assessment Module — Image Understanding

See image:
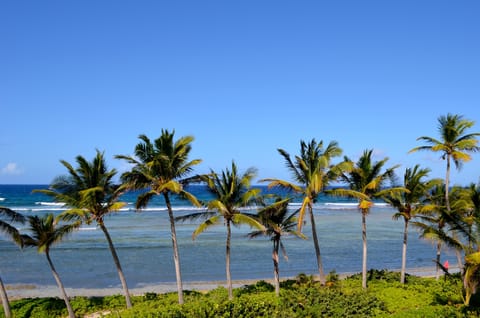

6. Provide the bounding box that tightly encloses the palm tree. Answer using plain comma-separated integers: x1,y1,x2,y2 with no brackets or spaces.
463,252,480,306
248,197,305,296
384,165,440,283
412,184,463,279
333,149,403,289
410,113,480,270
262,139,346,284
35,150,133,308
20,214,78,318
116,130,201,305
450,183,480,305
457,183,480,254
0,207,25,318
410,113,480,211
176,161,264,300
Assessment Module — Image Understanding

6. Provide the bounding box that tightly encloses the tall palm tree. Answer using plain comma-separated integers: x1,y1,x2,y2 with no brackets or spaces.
333,149,403,289
20,214,78,318
410,113,480,270
248,197,305,296
176,161,264,300
35,150,132,308
412,184,463,279
0,207,25,318
116,130,201,305
384,165,440,283
262,139,346,284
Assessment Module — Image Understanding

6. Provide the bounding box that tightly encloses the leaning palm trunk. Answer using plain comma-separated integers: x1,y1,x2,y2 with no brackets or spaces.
435,242,442,280
226,220,233,300
46,251,75,318
164,194,184,305
272,238,280,297
309,205,325,284
400,220,409,284
361,211,368,289
0,275,12,318
98,222,132,308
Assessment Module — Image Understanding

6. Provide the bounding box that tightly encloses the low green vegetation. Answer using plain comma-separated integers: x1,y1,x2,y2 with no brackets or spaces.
3,270,480,318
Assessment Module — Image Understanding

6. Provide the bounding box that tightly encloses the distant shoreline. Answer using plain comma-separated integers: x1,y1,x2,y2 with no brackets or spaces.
6,265,459,300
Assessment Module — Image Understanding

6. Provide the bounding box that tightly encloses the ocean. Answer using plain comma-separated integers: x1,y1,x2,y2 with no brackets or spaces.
0,184,454,290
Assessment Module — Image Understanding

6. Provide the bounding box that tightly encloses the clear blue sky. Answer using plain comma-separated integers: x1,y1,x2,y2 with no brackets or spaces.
1,1,479,185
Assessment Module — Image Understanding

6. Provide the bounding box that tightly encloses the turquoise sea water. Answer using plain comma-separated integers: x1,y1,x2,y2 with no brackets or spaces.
0,184,455,289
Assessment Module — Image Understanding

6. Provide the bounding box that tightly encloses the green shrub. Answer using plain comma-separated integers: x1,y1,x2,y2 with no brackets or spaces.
10,297,67,318
326,270,340,283
235,280,274,296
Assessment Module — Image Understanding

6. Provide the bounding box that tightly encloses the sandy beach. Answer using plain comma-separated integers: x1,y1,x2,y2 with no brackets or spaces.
5,265,458,300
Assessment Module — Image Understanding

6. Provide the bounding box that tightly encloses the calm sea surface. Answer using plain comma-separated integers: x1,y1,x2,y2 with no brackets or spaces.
0,184,455,289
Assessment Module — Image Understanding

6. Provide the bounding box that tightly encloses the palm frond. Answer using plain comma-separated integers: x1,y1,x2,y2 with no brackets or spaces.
260,179,302,193
192,215,222,239
57,208,91,223
232,213,265,231
466,251,480,265
326,188,369,201
175,211,216,222
280,241,289,261
0,207,26,224
297,196,310,231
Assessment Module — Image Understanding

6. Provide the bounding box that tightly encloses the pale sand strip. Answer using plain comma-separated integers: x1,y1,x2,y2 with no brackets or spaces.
5,265,460,300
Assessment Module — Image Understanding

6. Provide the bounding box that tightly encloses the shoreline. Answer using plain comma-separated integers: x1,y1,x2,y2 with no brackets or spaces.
5,265,459,300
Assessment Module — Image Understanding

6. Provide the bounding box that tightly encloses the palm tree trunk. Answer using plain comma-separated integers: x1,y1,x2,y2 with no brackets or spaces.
226,220,233,300
0,275,12,318
454,233,464,273
309,205,325,284
446,156,464,273
435,242,442,280
273,238,280,297
46,251,75,318
445,155,451,211
362,211,368,289
400,219,409,284
98,222,132,308
164,193,184,305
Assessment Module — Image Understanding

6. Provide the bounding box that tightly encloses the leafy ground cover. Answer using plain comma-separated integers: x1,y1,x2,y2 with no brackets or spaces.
2,270,480,318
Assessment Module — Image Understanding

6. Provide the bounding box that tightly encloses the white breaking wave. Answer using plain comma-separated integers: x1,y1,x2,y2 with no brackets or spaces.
79,226,97,231
0,198,5,201
135,206,208,212
36,202,66,207
325,202,357,206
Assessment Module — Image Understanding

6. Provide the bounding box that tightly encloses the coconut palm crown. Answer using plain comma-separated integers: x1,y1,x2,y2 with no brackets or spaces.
410,113,480,210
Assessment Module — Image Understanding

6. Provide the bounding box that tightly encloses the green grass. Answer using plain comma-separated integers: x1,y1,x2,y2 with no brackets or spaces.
2,270,480,318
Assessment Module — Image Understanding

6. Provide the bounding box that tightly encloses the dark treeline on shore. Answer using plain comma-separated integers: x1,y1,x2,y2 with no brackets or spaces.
2,113,480,318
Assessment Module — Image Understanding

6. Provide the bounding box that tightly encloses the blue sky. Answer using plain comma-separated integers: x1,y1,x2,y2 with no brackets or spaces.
1,1,479,185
